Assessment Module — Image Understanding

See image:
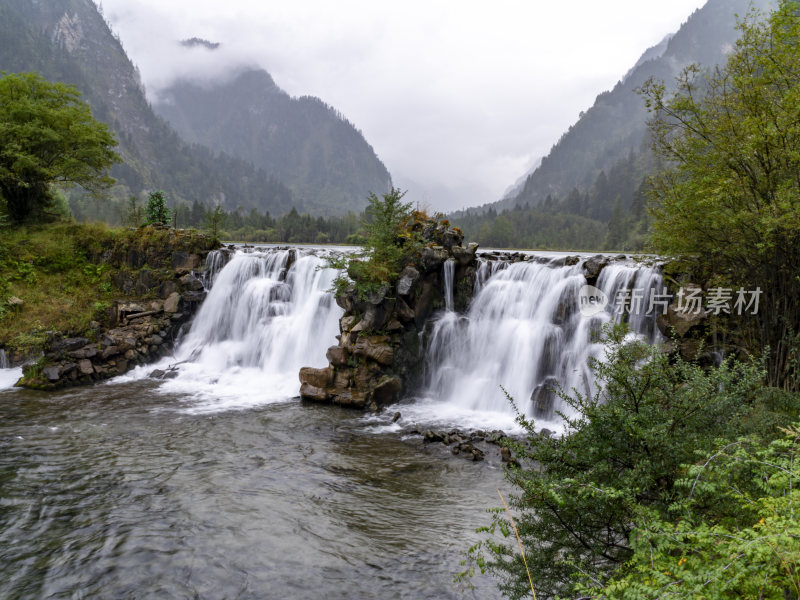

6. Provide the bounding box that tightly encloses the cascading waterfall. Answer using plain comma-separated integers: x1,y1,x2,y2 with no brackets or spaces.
442,259,455,312
202,248,231,287
410,256,663,431
130,247,343,412
0,349,22,391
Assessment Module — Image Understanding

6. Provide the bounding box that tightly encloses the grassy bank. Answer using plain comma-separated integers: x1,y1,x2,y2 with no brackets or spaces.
0,222,217,356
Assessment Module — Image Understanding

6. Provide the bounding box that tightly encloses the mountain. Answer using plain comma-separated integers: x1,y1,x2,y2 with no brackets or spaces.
0,0,371,220
483,0,775,215
450,0,777,250
154,68,392,216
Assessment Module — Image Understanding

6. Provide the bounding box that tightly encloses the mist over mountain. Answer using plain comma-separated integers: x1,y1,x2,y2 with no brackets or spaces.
0,0,390,219
452,0,776,250
469,0,775,217
154,67,392,216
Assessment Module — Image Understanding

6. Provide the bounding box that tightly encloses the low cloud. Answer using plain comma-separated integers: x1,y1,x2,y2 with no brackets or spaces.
98,0,705,212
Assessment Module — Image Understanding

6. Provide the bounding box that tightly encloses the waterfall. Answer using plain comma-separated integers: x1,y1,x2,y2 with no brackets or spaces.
134,247,343,412
0,349,22,391
412,256,662,431
442,259,455,312
202,248,230,287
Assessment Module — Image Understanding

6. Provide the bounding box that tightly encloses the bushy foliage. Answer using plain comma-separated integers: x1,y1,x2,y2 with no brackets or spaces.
462,325,797,599
583,424,800,598
0,72,120,222
328,188,422,300
641,1,800,389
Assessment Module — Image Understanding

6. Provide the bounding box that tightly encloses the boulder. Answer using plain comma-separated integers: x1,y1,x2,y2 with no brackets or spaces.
451,245,476,267
300,382,330,402
172,252,201,273
340,315,358,332
582,255,609,284
179,273,205,291
531,376,559,419
42,366,60,382
396,266,420,296
69,346,97,359
395,297,416,322
101,345,120,359
414,280,438,325
52,337,90,353
163,292,181,314
657,288,707,337
420,246,449,272
158,280,179,299
373,376,402,404
353,337,394,366
78,359,94,376
182,290,206,303
299,366,335,388
326,346,349,367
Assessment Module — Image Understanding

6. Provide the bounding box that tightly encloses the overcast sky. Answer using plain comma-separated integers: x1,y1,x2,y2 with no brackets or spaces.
96,0,707,212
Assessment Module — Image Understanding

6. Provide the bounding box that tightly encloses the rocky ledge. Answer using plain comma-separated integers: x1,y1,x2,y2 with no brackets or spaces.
24,288,205,390
299,219,479,410
15,229,219,390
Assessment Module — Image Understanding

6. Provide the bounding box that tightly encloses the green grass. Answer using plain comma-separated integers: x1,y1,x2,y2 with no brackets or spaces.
0,221,217,354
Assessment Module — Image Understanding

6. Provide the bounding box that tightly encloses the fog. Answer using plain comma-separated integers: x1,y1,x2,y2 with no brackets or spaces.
97,0,706,211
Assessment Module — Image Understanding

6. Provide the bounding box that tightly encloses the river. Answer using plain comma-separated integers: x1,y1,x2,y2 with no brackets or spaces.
0,246,663,598
0,380,504,599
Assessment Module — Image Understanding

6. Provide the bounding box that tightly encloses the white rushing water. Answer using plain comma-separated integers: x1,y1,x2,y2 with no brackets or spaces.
122,248,343,413
119,246,661,429
398,257,663,432
0,349,22,391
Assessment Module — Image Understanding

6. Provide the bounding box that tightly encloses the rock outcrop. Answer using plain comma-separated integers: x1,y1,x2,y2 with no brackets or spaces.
299,220,478,409
15,228,220,390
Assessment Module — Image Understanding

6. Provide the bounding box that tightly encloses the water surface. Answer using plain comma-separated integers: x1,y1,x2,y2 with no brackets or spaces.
0,382,504,599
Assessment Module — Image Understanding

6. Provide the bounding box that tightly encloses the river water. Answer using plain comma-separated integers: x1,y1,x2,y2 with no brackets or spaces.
0,247,664,598
0,381,504,599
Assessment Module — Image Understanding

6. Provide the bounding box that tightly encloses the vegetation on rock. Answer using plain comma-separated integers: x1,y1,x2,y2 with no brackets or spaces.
0,222,217,357
328,188,422,300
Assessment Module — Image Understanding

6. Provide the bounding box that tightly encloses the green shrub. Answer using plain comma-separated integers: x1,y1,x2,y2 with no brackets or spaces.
328,188,420,300
589,425,800,598
461,324,795,599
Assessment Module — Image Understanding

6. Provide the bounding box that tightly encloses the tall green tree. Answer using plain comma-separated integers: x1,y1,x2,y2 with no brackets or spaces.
0,72,120,222
641,0,800,389
144,191,170,226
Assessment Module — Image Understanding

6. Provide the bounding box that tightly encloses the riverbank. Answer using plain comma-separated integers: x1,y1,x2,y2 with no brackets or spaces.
0,222,219,387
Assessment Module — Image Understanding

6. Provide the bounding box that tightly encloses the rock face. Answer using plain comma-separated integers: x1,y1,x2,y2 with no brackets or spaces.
655,281,713,362
299,220,478,409
16,229,220,390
